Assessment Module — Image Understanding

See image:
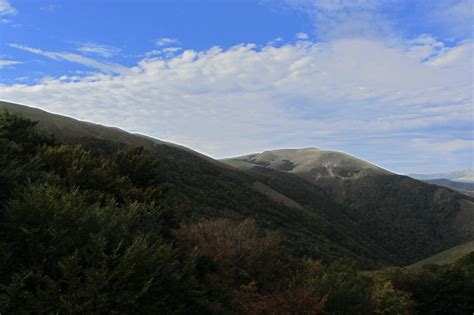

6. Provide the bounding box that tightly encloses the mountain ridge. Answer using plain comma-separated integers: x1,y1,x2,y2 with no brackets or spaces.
1,100,473,267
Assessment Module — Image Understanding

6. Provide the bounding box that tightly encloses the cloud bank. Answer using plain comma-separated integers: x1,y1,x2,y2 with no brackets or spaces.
1,36,471,173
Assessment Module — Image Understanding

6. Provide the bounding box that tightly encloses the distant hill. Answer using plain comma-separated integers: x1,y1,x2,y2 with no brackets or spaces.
2,100,474,267
408,240,474,268
424,179,474,191
409,170,474,183
423,179,474,197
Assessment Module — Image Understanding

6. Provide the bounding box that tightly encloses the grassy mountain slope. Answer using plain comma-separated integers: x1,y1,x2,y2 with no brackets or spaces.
223,148,390,202
227,148,389,180
408,240,474,268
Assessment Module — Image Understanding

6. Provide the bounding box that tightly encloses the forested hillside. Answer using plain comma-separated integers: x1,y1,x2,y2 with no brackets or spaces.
2,101,473,267
0,109,473,313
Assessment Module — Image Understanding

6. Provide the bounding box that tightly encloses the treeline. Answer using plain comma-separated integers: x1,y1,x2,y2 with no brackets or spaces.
0,112,473,314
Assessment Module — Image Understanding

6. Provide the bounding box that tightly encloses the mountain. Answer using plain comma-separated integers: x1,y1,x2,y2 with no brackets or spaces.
223,148,390,190
409,170,474,183
2,101,474,313
2,100,473,267
222,149,474,264
223,148,389,201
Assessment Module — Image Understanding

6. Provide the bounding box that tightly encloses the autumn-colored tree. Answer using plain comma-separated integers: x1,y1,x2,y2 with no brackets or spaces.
175,218,292,292
237,279,325,315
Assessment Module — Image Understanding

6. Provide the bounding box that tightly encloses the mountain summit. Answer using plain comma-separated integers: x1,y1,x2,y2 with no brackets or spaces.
223,147,389,182
222,148,391,201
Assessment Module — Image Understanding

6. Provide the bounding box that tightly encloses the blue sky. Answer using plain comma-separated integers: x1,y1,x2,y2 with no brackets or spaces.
0,0,472,173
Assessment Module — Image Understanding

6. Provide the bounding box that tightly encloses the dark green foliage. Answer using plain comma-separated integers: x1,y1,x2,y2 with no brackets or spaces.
292,259,374,314
0,114,223,313
376,253,474,314
343,175,471,264
0,112,52,205
0,185,213,314
249,167,397,265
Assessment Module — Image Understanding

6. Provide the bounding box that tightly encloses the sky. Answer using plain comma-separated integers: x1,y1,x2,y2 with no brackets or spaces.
0,0,472,174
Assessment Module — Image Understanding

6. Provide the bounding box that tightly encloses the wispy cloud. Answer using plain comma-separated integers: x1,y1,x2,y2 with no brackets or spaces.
412,139,474,154
155,37,179,47
163,47,181,53
145,47,182,58
286,0,395,40
0,0,16,16
296,32,309,40
0,59,21,68
285,0,473,41
9,43,132,74
0,0,16,23
430,0,474,39
40,3,60,12
77,42,120,58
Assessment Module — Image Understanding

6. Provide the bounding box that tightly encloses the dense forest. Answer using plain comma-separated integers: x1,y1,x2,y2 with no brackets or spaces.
1,112,473,314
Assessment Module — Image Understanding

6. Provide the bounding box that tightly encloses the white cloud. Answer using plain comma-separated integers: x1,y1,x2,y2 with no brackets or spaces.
0,38,471,172
9,43,133,74
144,47,182,59
144,50,162,57
155,37,179,47
268,37,284,46
0,0,16,16
163,47,181,53
77,42,120,58
0,59,21,68
296,32,309,40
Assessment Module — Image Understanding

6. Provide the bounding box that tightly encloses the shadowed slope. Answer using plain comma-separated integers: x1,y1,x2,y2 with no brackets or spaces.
223,149,474,265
